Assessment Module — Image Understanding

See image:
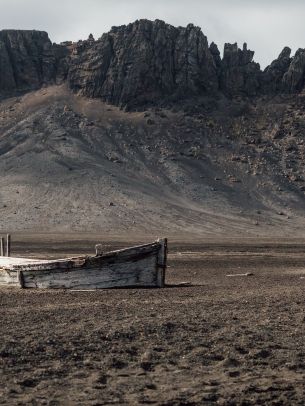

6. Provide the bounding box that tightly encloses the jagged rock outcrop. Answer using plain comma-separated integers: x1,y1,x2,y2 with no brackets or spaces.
282,48,305,92
67,19,219,108
220,43,261,96
209,42,222,70
1,21,305,106
263,47,292,92
0,30,57,95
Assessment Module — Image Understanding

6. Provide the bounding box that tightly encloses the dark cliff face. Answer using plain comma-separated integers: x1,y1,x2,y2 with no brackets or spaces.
1,20,305,107
283,48,305,92
0,30,57,95
68,20,219,108
219,42,261,97
263,47,292,92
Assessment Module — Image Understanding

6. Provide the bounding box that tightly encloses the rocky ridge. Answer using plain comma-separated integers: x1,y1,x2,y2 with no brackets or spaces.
0,30,56,96
1,20,305,108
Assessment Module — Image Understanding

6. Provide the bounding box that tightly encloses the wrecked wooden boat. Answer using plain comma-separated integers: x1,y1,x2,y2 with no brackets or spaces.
0,238,167,289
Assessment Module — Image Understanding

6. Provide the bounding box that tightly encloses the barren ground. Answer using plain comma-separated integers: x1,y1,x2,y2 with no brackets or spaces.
1,235,305,405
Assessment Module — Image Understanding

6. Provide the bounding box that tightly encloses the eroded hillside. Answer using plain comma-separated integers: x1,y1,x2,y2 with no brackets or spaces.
1,85,305,236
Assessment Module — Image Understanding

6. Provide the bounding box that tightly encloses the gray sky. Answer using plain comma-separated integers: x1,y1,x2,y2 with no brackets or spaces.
1,0,305,68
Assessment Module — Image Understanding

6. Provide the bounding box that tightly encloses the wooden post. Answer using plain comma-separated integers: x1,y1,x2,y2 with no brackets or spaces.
95,244,103,256
6,234,11,257
17,270,25,289
0,237,4,256
157,238,168,288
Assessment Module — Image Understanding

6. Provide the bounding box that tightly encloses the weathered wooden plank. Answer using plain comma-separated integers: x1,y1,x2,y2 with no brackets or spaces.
0,269,19,286
6,242,160,272
96,242,160,262
22,256,159,289
0,257,50,267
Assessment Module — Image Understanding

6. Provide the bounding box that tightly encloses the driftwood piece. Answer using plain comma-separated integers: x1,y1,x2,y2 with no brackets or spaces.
226,272,254,277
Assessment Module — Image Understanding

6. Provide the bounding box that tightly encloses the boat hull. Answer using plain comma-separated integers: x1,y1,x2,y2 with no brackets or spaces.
0,239,167,289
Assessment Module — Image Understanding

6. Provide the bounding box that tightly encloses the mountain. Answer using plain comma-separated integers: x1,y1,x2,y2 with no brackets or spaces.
1,20,305,237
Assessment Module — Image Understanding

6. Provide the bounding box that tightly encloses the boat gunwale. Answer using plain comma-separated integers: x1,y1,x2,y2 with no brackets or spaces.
0,240,163,273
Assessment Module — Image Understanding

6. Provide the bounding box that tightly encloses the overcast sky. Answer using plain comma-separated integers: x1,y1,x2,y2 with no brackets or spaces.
1,0,305,68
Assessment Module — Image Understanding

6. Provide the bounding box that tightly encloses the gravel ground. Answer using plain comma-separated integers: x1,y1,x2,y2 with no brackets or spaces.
1,238,305,405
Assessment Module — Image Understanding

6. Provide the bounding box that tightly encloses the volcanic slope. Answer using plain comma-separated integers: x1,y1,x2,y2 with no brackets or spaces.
0,85,305,237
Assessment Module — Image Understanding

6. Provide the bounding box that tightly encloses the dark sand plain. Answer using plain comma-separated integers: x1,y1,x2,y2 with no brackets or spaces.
1,235,305,405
